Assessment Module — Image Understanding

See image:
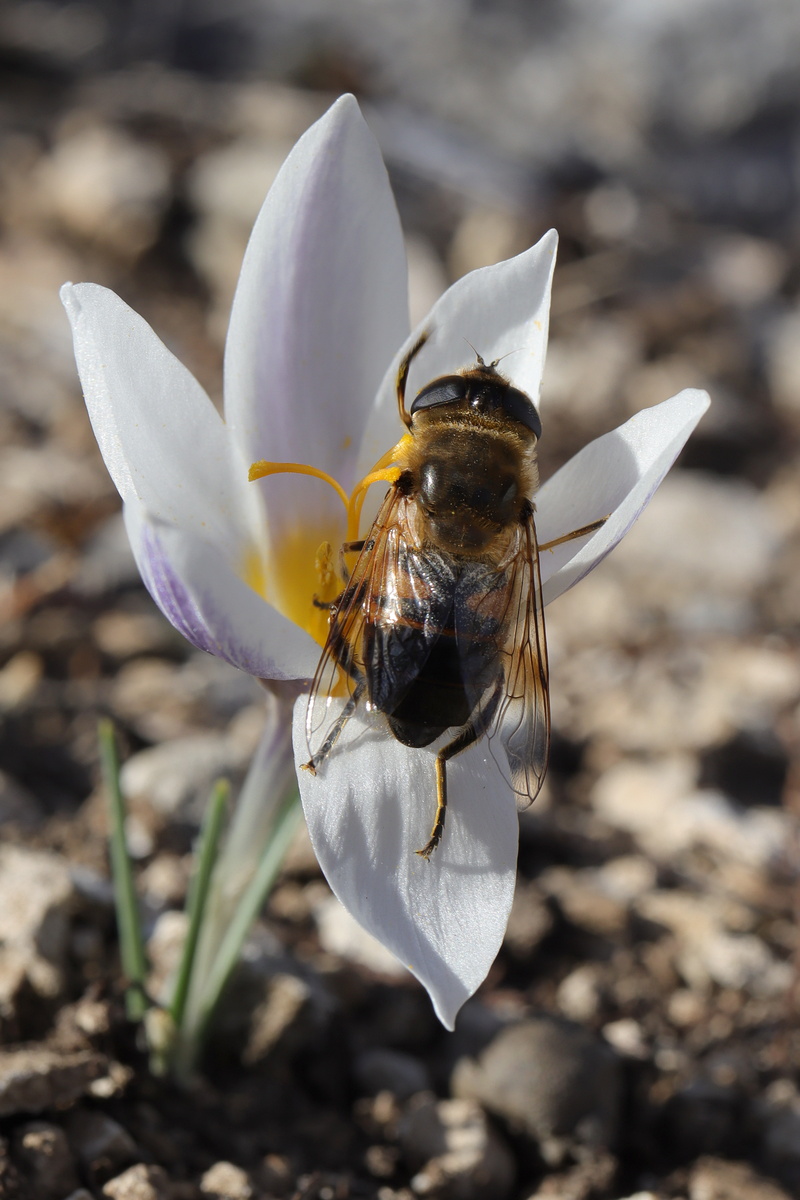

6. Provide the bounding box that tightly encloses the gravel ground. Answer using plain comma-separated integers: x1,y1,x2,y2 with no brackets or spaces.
1,4,800,1198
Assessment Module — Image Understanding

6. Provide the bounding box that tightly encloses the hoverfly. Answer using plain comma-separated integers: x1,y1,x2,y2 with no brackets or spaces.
302,332,605,859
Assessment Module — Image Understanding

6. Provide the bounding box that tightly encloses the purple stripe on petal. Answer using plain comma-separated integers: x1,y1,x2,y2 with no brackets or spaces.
139,521,220,657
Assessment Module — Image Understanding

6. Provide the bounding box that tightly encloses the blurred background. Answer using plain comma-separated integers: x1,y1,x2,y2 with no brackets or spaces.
2,2,800,1199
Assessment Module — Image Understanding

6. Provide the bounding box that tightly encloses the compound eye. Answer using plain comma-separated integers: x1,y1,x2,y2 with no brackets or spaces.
410,375,466,416
503,386,542,438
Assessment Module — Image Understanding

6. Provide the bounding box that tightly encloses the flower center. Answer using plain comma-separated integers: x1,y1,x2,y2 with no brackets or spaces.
247,435,412,646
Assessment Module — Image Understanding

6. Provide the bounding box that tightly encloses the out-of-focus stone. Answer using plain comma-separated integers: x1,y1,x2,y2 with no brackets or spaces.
0,651,43,712
354,1048,430,1101
199,1161,253,1199
0,845,75,999
503,880,553,960
541,317,641,430
242,973,314,1065
665,1079,738,1158
452,1017,622,1163
0,1048,105,1117
33,121,170,259
523,1150,617,1198
753,1080,800,1192
138,854,191,911
602,1018,649,1060
557,965,605,1024
688,1155,793,1200
399,1094,515,1200
146,911,188,1005
767,305,800,425
608,472,782,631
592,758,787,869
13,1121,78,1199
120,733,250,819
705,234,786,307
539,866,628,937
635,888,790,995
0,769,42,828
66,1110,138,1174
314,895,406,977
102,1163,170,1200
93,610,179,659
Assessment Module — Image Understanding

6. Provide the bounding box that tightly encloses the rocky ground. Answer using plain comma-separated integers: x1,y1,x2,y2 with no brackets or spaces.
2,3,800,1198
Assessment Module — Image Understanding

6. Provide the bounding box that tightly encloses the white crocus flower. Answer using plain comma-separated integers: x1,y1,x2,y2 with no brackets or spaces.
62,95,709,1030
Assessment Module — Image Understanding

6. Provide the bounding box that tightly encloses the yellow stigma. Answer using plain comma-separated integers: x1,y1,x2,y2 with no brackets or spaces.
246,435,411,645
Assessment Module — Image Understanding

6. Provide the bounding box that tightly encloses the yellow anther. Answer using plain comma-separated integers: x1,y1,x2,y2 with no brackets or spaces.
315,541,335,590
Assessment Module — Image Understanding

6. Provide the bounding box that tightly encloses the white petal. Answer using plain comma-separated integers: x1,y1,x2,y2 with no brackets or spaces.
358,230,557,479
294,702,518,1029
61,282,261,565
125,503,319,680
536,389,711,606
225,94,409,532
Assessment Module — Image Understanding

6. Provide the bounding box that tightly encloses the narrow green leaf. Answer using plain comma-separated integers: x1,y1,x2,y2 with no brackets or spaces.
176,789,303,1070
169,778,229,1034
98,718,148,1022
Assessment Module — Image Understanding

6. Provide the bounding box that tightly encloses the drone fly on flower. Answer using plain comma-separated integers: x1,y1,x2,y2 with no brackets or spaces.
253,333,606,858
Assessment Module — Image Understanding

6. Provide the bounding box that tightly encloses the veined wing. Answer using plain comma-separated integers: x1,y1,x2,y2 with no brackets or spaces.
456,508,550,803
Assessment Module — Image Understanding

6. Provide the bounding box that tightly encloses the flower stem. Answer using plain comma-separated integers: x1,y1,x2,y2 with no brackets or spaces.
98,718,148,1022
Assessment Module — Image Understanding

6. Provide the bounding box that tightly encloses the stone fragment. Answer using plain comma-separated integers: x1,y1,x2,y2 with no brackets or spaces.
34,122,171,258
0,845,75,999
102,1163,170,1200
524,1150,617,1198
242,973,313,1064
354,1048,430,1101
593,758,787,868
688,1155,793,1200
199,1160,253,1199
452,1017,622,1163
0,769,43,827
13,1121,78,1199
556,965,605,1023
503,880,553,960
753,1080,800,1192
120,733,249,818
635,889,791,996
314,895,406,976
146,911,188,1005
0,1047,105,1117
66,1109,138,1174
399,1094,515,1200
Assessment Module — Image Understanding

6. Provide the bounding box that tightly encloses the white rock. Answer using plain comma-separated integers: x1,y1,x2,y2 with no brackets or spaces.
0,847,74,998
767,304,800,424
592,758,788,868
314,895,406,977
34,122,170,258
400,1094,515,1200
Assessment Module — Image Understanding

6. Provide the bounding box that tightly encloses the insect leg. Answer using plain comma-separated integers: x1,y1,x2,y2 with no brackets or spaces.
302,678,366,775
416,682,504,860
539,516,608,553
397,331,429,429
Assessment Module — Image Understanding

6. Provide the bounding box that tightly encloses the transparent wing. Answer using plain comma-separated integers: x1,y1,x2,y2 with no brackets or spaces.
487,508,551,804
496,509,550,801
